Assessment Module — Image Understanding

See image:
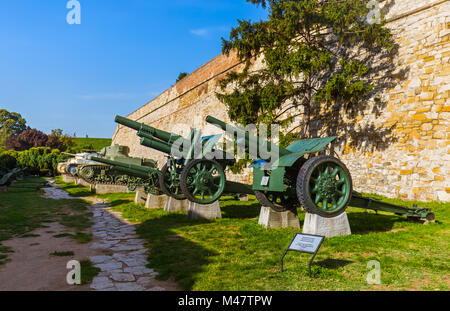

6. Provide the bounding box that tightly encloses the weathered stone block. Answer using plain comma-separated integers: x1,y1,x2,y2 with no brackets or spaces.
164,197,189,212
258,206,300,229
239,195,249,201
134,189,147,205
187,201,222,219
94,184,130,194
62,174,75,183
302,212,351,238
75,177,91,187
146,194,167,209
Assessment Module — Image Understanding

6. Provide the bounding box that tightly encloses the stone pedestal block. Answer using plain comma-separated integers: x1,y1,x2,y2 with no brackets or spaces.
239,195,249,201
187,201,222,219
93,184,130,194
258,206,300,229
75,178,91,187
302,212,351,238
164,197,189,212
134,189,147,205
62,174,75,183
0,186,7,193
146,194,168,209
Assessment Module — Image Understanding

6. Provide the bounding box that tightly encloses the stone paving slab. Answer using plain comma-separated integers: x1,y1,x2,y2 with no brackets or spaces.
88,204,170,291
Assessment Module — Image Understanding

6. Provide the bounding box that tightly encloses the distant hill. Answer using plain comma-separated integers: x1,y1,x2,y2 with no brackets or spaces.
71,137,112,152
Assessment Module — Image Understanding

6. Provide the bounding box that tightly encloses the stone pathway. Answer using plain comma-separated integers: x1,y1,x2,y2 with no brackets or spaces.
46,180,178,291
88,204,169,291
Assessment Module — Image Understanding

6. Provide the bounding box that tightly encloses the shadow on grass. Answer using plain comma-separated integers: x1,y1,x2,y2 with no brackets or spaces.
57,184,93,198
109,199,135,208
315,258,353,269
220,196,261,219
136,213,218,290
347,209,406,234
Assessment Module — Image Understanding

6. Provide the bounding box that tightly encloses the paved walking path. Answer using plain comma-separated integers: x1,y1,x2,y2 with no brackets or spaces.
47,181,178,291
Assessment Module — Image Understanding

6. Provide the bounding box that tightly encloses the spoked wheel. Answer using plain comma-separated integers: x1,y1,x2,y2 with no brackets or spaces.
180,159,226,204
159,162,186,200
297,155,352,218
254,190,297,212
144,171,162,196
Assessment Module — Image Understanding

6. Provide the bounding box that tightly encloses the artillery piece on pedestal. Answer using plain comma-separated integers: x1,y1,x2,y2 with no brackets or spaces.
205,116,434,221
113,115,434,221
115,116,255,203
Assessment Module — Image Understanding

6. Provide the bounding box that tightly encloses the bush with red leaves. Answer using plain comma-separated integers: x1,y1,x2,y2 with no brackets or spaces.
5,129,49,151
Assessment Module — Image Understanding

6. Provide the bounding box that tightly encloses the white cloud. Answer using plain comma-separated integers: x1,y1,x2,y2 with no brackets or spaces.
189,26,230,38
190,28,209,37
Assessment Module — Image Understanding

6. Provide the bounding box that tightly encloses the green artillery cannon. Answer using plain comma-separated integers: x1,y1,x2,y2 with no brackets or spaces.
206,116,435,221
115,115,254,203
88,156,162,195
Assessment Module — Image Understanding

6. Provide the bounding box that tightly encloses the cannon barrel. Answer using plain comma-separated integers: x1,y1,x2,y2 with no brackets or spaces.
140,137,189,158
115,115,183,144
61,152,78,157
90,156,158,178
205,115,291,158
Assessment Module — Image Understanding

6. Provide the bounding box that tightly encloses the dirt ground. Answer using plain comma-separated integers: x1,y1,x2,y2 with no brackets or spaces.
0,183,179,291
0,221,102,291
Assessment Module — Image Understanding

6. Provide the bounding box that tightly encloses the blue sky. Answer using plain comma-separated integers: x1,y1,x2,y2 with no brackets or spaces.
0,0,267,138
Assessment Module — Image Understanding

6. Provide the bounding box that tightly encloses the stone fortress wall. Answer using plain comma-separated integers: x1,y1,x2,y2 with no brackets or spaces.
112,0,450,202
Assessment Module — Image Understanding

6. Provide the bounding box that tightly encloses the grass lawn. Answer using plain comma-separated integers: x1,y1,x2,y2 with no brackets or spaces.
72,137,112,152
0,176,93,266
55,178,450,291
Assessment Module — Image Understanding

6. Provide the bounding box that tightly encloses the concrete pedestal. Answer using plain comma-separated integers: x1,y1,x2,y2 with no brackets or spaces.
187,201,222,220
75,178,91,187
302,212,351,238
62,174,76,183
0,186,7,193
93,184,130,194
258,206,300,229
164,197,189,212
146,194,168,209
134,189,147,205
239,195,249,202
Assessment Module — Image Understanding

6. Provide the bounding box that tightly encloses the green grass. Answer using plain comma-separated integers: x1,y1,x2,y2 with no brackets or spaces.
53,175,93,199
80,259,101,285
94,192,450,291
50,251,74,257
0,176,93,265
72,137,112,152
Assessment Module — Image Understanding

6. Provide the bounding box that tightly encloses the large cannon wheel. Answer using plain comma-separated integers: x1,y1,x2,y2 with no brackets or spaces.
159,162,186,200
296,155,352,218
180,159,226,204
254,190,297,213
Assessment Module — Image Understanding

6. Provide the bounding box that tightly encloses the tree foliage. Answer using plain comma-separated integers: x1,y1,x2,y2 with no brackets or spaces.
0,109,28,136
176,72,189,83
5,129,48,151
217,0,396,146
0,147,65,176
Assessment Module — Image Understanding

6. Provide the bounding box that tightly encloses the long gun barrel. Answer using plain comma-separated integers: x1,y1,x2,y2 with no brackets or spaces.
62,152,78,157
90,156,159,179
205,116,291,158
115,115,183,144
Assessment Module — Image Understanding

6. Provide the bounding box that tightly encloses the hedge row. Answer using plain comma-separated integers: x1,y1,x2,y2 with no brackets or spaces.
0,147,67,176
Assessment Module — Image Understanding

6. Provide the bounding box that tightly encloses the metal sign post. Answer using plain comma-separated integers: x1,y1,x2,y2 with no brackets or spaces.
281,233,325,277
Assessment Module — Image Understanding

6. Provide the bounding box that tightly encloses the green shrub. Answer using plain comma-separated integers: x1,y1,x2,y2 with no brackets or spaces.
0,147,67,176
